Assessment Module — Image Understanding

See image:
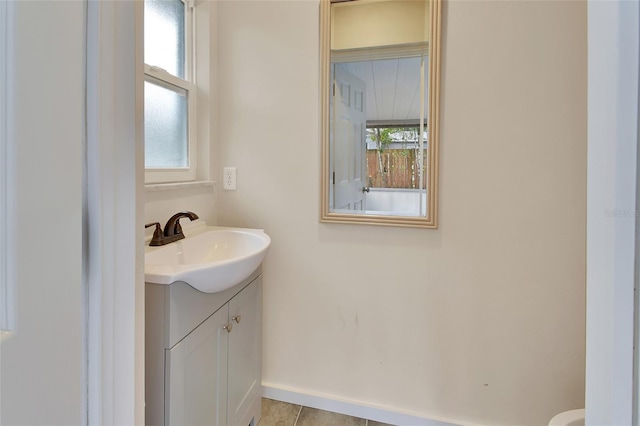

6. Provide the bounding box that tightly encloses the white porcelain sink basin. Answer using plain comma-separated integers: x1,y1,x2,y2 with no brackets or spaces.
144,227,271,293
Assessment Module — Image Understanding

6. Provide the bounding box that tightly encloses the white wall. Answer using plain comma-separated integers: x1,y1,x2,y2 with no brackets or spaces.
216,1,587,425
145,184,217,227
0,1,85,424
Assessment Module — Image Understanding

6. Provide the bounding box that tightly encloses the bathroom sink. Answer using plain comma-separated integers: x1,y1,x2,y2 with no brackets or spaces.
144,227,271,293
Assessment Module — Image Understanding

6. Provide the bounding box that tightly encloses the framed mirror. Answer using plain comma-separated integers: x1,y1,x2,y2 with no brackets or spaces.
320,0,441,228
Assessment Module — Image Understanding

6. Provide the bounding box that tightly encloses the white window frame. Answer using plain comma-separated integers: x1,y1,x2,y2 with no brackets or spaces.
144,0,197,184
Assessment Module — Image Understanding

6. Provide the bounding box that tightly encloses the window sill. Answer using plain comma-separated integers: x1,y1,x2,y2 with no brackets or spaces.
145,180,215,192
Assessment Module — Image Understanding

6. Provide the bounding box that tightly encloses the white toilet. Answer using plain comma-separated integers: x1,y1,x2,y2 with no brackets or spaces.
548,409,585,426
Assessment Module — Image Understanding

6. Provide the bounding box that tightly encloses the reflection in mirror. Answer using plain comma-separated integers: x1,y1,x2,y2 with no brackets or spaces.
320,0,441,228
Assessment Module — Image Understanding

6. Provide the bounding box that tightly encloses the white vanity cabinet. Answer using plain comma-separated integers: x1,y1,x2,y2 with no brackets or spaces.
166,305,229,426
227,279,262,426
146,269,263,426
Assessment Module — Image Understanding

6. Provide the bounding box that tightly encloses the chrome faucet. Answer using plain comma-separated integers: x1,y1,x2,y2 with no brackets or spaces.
145,211,199,246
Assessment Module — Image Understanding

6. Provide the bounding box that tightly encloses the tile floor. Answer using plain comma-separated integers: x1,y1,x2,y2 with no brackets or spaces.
259,398,394,426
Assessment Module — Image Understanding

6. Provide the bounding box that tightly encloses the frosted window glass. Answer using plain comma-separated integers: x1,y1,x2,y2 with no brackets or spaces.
145,80,189,168
144,0,185,79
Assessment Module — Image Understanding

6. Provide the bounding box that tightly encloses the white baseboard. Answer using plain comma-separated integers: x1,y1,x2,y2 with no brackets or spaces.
262,383,475,426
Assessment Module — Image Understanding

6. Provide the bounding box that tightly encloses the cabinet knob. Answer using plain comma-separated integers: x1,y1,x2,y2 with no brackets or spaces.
223,323,233,333
232,315,241,324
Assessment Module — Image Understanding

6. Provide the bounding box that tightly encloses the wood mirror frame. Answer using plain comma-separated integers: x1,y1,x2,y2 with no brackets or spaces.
319,0,441,228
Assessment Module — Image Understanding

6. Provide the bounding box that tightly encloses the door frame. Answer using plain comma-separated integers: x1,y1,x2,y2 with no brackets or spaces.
85,1,145,424
0,0,15,335
83,1,640,425
586,0,639,424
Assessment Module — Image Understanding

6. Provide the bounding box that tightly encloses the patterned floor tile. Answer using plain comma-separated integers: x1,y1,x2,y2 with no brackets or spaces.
259,398,301,426
368,420,395,426
295,406,366,426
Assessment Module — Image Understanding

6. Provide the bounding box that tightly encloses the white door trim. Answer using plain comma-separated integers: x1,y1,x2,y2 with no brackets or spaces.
85,1,145,424
0,0,15,336
586,0,639,424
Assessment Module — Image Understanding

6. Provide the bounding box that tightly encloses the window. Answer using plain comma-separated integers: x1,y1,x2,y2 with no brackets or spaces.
365,125,427,189
144,0,196,183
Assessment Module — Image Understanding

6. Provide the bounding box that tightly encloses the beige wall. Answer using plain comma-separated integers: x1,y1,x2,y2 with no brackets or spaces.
331,0,429,50
216,1,586,425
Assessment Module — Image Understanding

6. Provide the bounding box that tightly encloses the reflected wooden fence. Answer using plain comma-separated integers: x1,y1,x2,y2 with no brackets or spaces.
366,149,427,189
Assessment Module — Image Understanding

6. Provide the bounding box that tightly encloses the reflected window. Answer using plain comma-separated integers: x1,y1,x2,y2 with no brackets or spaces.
366,125,427,190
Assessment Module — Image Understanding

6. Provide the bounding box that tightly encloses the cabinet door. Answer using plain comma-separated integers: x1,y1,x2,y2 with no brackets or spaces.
227,279,262,426
166,306,229,426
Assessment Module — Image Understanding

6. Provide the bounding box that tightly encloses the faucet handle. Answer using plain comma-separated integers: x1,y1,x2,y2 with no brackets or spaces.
173,221,183,236
145,222,165,246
